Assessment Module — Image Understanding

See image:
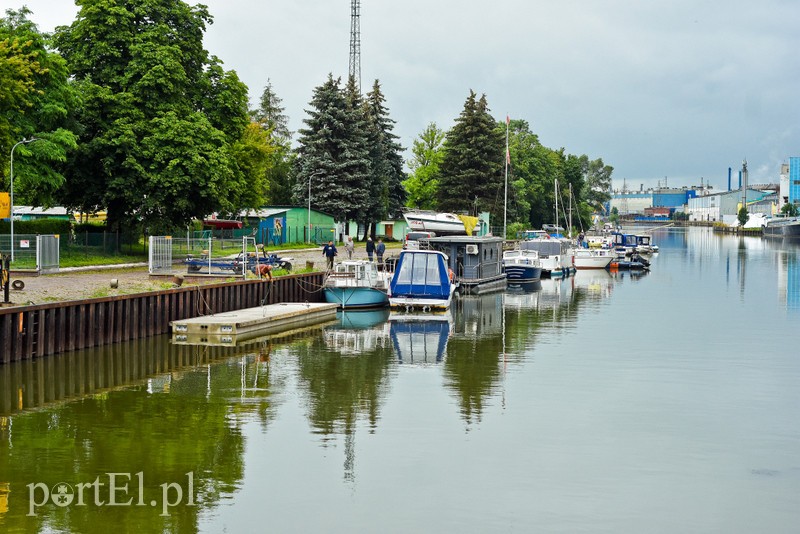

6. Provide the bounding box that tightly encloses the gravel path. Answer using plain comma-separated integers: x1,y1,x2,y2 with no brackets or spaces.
3,244,401,307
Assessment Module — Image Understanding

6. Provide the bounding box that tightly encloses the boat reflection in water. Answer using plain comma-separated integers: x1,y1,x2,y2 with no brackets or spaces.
569,269,615,300
388,312,453,364
323,309,392,355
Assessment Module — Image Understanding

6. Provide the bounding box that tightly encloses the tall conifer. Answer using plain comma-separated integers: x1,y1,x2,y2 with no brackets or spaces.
294,75,371,234
437,91,504,221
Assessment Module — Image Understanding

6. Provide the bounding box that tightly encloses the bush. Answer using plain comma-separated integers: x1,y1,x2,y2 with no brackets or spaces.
0,218,72,235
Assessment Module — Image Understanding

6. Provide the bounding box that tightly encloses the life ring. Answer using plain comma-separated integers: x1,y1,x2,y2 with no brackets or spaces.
11,279,25,290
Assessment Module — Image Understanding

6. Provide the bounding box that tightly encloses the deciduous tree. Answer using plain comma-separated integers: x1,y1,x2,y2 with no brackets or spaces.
404,122,445,210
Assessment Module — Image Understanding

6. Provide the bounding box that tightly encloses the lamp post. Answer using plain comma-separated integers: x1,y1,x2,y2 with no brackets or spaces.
308,173,312,244
9,137,39,262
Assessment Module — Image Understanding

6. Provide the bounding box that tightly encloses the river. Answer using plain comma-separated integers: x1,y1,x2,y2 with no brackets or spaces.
1,226,798,533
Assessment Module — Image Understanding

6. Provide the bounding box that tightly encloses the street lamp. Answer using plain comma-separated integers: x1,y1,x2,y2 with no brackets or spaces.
308,172,312,244
9,137,39,262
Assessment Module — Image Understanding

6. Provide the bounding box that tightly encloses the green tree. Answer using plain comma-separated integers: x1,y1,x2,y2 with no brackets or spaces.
584,157,613,214
251,79,294,205
780,202,799,217
293,74,371,233
1,8,78,207
438,91,505,220
404,122,445,210
363,79,406,235
53,0,254,233
737,206,749,227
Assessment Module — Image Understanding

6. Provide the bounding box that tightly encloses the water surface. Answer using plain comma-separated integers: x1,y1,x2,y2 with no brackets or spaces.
1,227,799,533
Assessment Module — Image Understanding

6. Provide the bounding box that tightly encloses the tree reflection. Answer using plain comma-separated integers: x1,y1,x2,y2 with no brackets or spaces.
295,327,394,481
0,335,290,533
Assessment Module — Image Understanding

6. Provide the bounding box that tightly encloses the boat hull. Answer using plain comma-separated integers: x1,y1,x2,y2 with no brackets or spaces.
503,265,542,282
763,219,800,237
573,249,614,269
389,294,453,311
404,211,468,235
323,287,389,309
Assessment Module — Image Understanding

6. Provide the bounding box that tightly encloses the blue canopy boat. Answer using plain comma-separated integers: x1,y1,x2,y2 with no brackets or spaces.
388,250,456,310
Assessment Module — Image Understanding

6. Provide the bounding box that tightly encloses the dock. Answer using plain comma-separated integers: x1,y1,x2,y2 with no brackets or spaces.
171,302,338,345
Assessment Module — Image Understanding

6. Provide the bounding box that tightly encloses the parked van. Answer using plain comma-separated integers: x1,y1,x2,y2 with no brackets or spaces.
404,231,436,250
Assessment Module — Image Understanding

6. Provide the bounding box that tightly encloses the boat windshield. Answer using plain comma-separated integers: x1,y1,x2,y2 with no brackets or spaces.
396,253,442,285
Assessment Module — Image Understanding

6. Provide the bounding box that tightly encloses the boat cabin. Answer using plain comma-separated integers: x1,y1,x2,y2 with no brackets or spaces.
426,236,506,293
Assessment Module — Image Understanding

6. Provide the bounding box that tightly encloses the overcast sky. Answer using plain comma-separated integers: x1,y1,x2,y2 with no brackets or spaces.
15,0,800,191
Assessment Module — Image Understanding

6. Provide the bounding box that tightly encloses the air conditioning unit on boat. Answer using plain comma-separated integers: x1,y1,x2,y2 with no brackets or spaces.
465,244,479,255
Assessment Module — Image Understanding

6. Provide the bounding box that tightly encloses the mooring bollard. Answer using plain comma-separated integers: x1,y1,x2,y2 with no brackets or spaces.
172,274,184,287
110,279,118,289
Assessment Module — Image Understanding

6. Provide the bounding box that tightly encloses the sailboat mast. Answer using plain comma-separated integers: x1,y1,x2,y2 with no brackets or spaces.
569,183,574,238
503,115,509,239
554,179,558,229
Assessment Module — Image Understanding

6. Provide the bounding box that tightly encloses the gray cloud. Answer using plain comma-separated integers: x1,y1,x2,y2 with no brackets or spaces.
21,0,800,190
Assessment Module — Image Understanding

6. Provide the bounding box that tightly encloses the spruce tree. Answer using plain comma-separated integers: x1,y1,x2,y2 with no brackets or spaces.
363,79,407,236
294,75,371,234
437,91,505,221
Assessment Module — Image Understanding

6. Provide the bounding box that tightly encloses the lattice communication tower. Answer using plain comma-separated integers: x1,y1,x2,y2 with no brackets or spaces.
349,0,361,93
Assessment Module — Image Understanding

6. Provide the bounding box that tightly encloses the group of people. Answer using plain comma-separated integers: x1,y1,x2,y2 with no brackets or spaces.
323,236,386,270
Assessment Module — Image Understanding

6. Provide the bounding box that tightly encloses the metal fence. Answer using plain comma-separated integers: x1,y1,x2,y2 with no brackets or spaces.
150,236,263,277
148,236,173,275
0,233,38,266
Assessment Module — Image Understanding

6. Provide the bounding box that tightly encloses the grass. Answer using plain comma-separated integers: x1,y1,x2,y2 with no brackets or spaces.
9,240,324,270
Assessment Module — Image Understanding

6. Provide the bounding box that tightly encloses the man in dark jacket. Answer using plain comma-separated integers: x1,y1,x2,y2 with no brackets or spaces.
365,237,375,262
376,238,386,265
322,240,338,270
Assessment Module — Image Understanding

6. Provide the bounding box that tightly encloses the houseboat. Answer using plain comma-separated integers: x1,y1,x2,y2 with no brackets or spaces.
323,260,390,309
426,236,507,294
388,249,457,310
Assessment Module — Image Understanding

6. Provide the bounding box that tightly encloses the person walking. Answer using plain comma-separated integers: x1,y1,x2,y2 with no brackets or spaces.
322,240,338,270
345,235,354,259
365,237,375,262
376,238,386,266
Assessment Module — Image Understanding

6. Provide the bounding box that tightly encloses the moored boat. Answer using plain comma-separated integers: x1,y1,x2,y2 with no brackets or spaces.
763,216,800,237
519,238,574,278
502,249,543,283
323,260,390,309
426,236,507,294
572,247,614,269
388,250,457,310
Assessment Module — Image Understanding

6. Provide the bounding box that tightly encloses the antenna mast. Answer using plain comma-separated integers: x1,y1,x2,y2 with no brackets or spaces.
349,0,361,93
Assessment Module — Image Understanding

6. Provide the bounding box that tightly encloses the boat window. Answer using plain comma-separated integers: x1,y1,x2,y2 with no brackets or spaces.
412,254,428,283
396,255,413,284
426,254,440,283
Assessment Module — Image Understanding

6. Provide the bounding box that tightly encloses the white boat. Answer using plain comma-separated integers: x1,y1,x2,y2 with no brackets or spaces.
403,210,471,235
634,234,658,254
519,238,574,278
323,260,390,309
502,249,543,282
572,247,614,269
